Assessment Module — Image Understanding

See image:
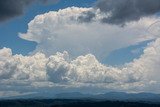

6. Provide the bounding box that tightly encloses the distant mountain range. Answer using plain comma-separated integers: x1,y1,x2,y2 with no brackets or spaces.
54,92,160,103
2,92,160,103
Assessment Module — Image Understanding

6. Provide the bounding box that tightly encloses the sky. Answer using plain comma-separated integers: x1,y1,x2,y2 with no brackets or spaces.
0,0,160,98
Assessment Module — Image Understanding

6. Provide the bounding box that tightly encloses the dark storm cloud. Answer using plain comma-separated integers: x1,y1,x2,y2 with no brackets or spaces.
0,0,58,22
96,0,160,25
80,0,160,25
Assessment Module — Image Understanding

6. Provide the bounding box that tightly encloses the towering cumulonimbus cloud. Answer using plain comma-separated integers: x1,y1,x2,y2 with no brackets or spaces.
19,7,158,61
0,0,59,22
80,0,160,25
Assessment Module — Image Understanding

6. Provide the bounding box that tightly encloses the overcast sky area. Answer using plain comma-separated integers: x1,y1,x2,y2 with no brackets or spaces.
1,0,160,98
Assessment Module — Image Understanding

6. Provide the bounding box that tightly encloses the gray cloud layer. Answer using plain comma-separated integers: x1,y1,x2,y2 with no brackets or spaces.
0,0,58,22
80,0,160,25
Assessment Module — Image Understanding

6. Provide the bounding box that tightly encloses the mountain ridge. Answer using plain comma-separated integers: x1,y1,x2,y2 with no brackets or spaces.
1,92,160,103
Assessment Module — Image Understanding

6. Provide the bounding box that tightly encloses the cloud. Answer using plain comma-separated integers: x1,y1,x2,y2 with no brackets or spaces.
0,47,133,84
19,7,158,61
80,0,160,25
97,0,160,25
0,47,47,81
0,0,59,22
0,36,160,97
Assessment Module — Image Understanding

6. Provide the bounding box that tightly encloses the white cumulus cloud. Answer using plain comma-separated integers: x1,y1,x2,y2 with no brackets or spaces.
0,37,160,97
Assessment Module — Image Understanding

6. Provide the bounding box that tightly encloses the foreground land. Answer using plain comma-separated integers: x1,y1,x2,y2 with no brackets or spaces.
0,99,160,107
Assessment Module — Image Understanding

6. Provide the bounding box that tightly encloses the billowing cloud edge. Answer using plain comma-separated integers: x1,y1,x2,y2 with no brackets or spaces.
0,37,160,96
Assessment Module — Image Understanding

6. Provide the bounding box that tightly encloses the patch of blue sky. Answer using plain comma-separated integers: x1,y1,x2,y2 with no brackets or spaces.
103,39,153,66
